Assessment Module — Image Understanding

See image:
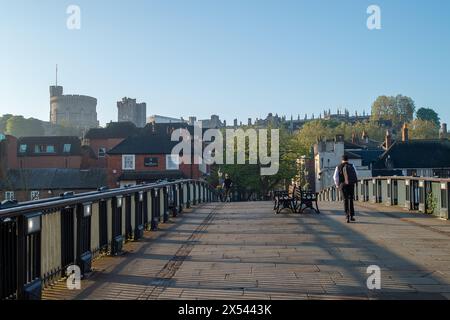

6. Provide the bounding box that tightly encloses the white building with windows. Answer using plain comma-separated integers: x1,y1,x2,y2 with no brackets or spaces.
314,134,384,192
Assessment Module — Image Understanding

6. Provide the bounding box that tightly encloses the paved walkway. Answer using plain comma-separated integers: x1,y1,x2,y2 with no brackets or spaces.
43,201,450,300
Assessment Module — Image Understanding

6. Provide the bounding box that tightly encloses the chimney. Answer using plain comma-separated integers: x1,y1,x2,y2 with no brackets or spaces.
385,129,392,149
233,119,238,128
440,123,448,139
402,123,409,142
248,118,252,126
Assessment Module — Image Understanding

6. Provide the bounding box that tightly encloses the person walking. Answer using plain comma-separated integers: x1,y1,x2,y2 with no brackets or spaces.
333,155,358,223
222,174,233,202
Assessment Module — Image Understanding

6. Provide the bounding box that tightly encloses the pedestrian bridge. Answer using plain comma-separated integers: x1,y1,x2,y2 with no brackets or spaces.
42,201,450,300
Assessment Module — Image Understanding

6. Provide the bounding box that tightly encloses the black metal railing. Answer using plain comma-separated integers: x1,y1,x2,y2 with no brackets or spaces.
0,179,217,300
318,176,450,220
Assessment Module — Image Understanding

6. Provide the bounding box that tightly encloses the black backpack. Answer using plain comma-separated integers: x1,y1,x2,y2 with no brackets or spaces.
342,163,358,185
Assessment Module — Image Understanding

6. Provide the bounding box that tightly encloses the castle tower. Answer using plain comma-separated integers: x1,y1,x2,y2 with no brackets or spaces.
50,84,98,130
117,97,147,128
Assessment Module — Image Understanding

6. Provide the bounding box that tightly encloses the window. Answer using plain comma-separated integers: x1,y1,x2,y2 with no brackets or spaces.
63,144,71,153
98,147,106,158
30,191,40,201
19,144,27,153
122,155,135,170
144,157,159,167
5,191,15,201
166,155,179,170
34,145,55,153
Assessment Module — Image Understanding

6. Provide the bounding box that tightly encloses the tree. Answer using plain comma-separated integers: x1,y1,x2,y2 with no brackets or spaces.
371,95,415,127
395,95,415,124
0,114,14,132
294,119,340,152
5,116,44,137
416,107,440,126
408,119,439,140
208,126,301,200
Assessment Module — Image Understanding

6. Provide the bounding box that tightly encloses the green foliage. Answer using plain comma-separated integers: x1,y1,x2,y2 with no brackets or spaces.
293,119,344,152
208,126,301,199
371,95,415,127
0,114,14,132
294,119,386,152
426,191,438,215
0,114,82,137
416,107,440,126
5,116,44,137
408,119,439,140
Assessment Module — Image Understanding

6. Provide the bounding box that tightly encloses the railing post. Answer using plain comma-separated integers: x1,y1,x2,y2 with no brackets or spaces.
405,179,411,210
419,180,426,213
124,195,132,240
386,179,392,206
0,217,18,299
151,188,159,231
134,192,145,240
186,183,191,208
17,213,42,300
172,185,178,217
441,182,449,219
76,203,92,276
111,196,124,255
162,186,169,223
178,183,184,213
193,182,197,205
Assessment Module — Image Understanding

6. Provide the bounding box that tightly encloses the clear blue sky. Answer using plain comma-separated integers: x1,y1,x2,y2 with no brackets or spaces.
1,0,449,126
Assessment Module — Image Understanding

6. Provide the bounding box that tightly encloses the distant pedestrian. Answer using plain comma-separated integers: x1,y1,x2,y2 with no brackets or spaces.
334,155,358,223
222,174,233,202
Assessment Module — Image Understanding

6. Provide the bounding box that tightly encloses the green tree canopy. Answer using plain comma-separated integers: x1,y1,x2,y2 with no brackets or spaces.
371,95,415,127
408,119,439,140
208,126,301,199
5,116,45,137
0,114,14,132
416,107,440,126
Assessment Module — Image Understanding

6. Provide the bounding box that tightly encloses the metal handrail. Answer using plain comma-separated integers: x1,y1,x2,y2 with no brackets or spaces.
0,179,211,219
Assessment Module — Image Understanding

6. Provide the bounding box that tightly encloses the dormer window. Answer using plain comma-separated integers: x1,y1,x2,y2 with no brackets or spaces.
63,144,72,153
19,144,27,153
34,144,55,153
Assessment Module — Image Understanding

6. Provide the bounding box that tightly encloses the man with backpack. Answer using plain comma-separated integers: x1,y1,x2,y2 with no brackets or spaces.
333,155,358,223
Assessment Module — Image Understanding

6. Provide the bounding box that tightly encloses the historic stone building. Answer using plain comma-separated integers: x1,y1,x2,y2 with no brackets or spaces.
49,85,99,131
117,97,147,128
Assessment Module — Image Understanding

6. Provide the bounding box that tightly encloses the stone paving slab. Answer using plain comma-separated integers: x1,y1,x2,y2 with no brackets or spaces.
43,201,450,300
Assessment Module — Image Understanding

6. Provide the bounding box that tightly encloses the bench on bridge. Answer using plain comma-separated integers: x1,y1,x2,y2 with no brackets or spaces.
273,185,320,214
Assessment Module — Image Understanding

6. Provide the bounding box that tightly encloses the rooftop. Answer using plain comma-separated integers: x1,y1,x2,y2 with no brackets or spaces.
1,168,107,190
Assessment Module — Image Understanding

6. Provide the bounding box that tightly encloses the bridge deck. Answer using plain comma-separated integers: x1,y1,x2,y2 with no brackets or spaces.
43,201,450,300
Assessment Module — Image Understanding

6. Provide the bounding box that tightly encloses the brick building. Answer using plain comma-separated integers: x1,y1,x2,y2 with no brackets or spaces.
83,122,140,167
0,135,106,202
106,125,207,187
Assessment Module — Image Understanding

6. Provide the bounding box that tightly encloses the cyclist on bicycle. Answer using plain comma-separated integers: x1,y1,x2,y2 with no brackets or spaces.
222,174,233,202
